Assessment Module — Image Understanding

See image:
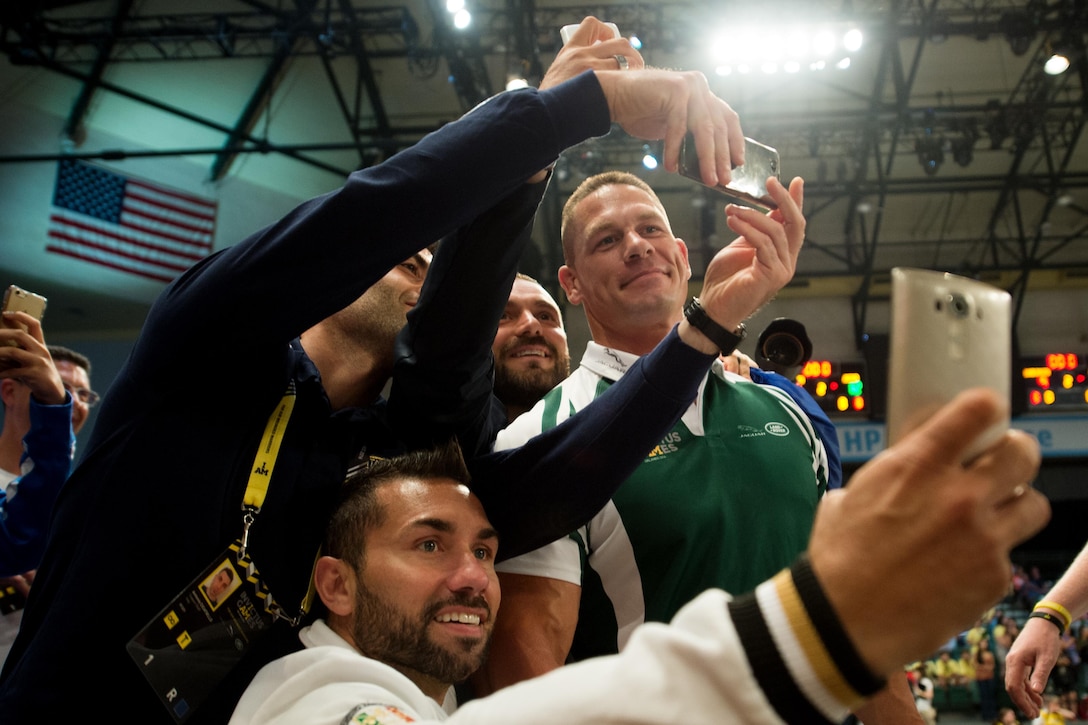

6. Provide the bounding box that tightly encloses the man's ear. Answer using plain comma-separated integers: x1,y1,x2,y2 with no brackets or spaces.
558,265,583,306
0,378,18,408
314,555,356,617
675,238,692,281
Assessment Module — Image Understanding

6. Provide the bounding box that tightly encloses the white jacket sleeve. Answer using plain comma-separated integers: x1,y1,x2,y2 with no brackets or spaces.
450,557,885,724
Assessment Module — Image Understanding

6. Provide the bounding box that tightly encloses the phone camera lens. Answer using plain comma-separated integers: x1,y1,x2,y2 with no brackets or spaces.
948,293,970,318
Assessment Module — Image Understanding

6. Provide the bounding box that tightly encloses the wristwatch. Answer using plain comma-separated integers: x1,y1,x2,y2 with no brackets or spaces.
683,297,747,354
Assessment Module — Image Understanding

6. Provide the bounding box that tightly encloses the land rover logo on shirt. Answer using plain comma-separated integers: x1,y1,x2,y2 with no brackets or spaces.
765,422,790,437
738,422,790,439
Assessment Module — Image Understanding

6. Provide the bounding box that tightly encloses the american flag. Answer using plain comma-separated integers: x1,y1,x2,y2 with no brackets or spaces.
46,159,217,283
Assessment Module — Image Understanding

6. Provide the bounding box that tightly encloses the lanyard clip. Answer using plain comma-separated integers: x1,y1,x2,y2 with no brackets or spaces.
239,506,257,559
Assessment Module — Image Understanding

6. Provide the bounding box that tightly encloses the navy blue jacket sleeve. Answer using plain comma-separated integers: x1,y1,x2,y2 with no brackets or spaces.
0,395,74,576
751,368,843,490
387,178,548,460
473,326,717,561
116,72,611,400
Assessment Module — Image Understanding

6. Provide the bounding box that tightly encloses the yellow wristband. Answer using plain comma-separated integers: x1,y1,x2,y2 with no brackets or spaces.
1034,600,1073,632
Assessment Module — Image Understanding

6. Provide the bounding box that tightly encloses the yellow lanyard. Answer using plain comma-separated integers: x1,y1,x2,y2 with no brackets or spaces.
237,381,317,624
243,384,296,511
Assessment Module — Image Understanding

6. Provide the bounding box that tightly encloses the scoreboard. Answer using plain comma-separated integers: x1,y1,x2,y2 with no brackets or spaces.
796,359,868,415
793,351,1088,417
1022,352,1088,410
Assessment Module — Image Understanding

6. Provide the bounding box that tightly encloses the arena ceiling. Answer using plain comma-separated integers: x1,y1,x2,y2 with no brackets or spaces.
1,0,1086,341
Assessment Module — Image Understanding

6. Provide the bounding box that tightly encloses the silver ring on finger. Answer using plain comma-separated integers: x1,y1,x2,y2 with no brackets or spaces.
614,54,629,71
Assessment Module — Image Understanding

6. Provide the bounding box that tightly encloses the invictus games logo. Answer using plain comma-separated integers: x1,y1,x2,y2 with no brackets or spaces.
645,431,682,461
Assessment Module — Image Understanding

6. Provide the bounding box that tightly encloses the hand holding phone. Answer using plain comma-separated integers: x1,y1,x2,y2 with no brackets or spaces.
678,132,781,210
885,268,1011,463
2,285,47,345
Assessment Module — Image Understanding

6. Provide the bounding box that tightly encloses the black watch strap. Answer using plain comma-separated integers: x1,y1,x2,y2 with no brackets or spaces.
683,297,747,354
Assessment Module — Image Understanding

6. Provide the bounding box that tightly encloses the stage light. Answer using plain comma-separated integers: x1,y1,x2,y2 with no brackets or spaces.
642,144,659,170
915,136,944,176
951,136,974,167
706,22,863,77
452,9,471,29
843,28,863,52
1045,44,1072,75
1000,11,1036,56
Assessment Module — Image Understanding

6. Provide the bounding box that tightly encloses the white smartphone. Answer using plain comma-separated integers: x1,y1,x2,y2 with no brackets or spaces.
2,284,47,346
886,268,1011,463
560,22,620,46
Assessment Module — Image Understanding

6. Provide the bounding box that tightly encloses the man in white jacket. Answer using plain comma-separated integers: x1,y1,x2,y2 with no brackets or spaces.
231,388,1049,725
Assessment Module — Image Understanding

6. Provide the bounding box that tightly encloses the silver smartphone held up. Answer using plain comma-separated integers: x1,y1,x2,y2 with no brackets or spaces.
1,284,48,349
885,267,1011,463
678,132,780,210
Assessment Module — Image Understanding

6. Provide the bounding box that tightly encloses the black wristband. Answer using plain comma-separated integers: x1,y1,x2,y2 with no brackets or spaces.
791,554,887,698
683,297,747,354
1028,611,1065,634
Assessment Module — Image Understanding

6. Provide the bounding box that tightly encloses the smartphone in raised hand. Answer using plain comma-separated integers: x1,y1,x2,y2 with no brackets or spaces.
677,132,781,210
886,267,1011,463
1,285,47,344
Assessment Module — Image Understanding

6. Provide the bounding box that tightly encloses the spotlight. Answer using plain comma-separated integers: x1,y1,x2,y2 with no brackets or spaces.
1045,52,1070,75
915,136,944,176
1000,11,1036,56
951,137,974,167
642,144,659,170
1045,41,1072,75
843,28,863,52
951,122,978,167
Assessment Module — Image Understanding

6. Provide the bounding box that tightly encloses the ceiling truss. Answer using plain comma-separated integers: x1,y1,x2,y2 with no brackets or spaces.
2,0,1088,346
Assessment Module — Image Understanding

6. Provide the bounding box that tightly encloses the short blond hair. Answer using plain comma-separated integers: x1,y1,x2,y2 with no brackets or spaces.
559,171,663,264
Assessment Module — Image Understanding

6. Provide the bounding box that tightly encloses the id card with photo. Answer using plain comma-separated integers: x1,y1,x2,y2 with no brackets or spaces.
0,580,26,615
127,543,275,723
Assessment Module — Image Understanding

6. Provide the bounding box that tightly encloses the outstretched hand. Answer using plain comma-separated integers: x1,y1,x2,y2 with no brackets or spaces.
678,177,804,353
809,388,1049,678
1005,616,1063,717
0,311,65,406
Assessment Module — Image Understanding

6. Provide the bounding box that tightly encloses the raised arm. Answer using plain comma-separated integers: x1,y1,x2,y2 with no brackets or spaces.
388,20,653,460
1006,541,1088,717
0,312,72,576
470,572,580,695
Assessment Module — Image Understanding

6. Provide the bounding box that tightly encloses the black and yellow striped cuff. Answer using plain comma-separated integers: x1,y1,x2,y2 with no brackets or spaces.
727,554,886,723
